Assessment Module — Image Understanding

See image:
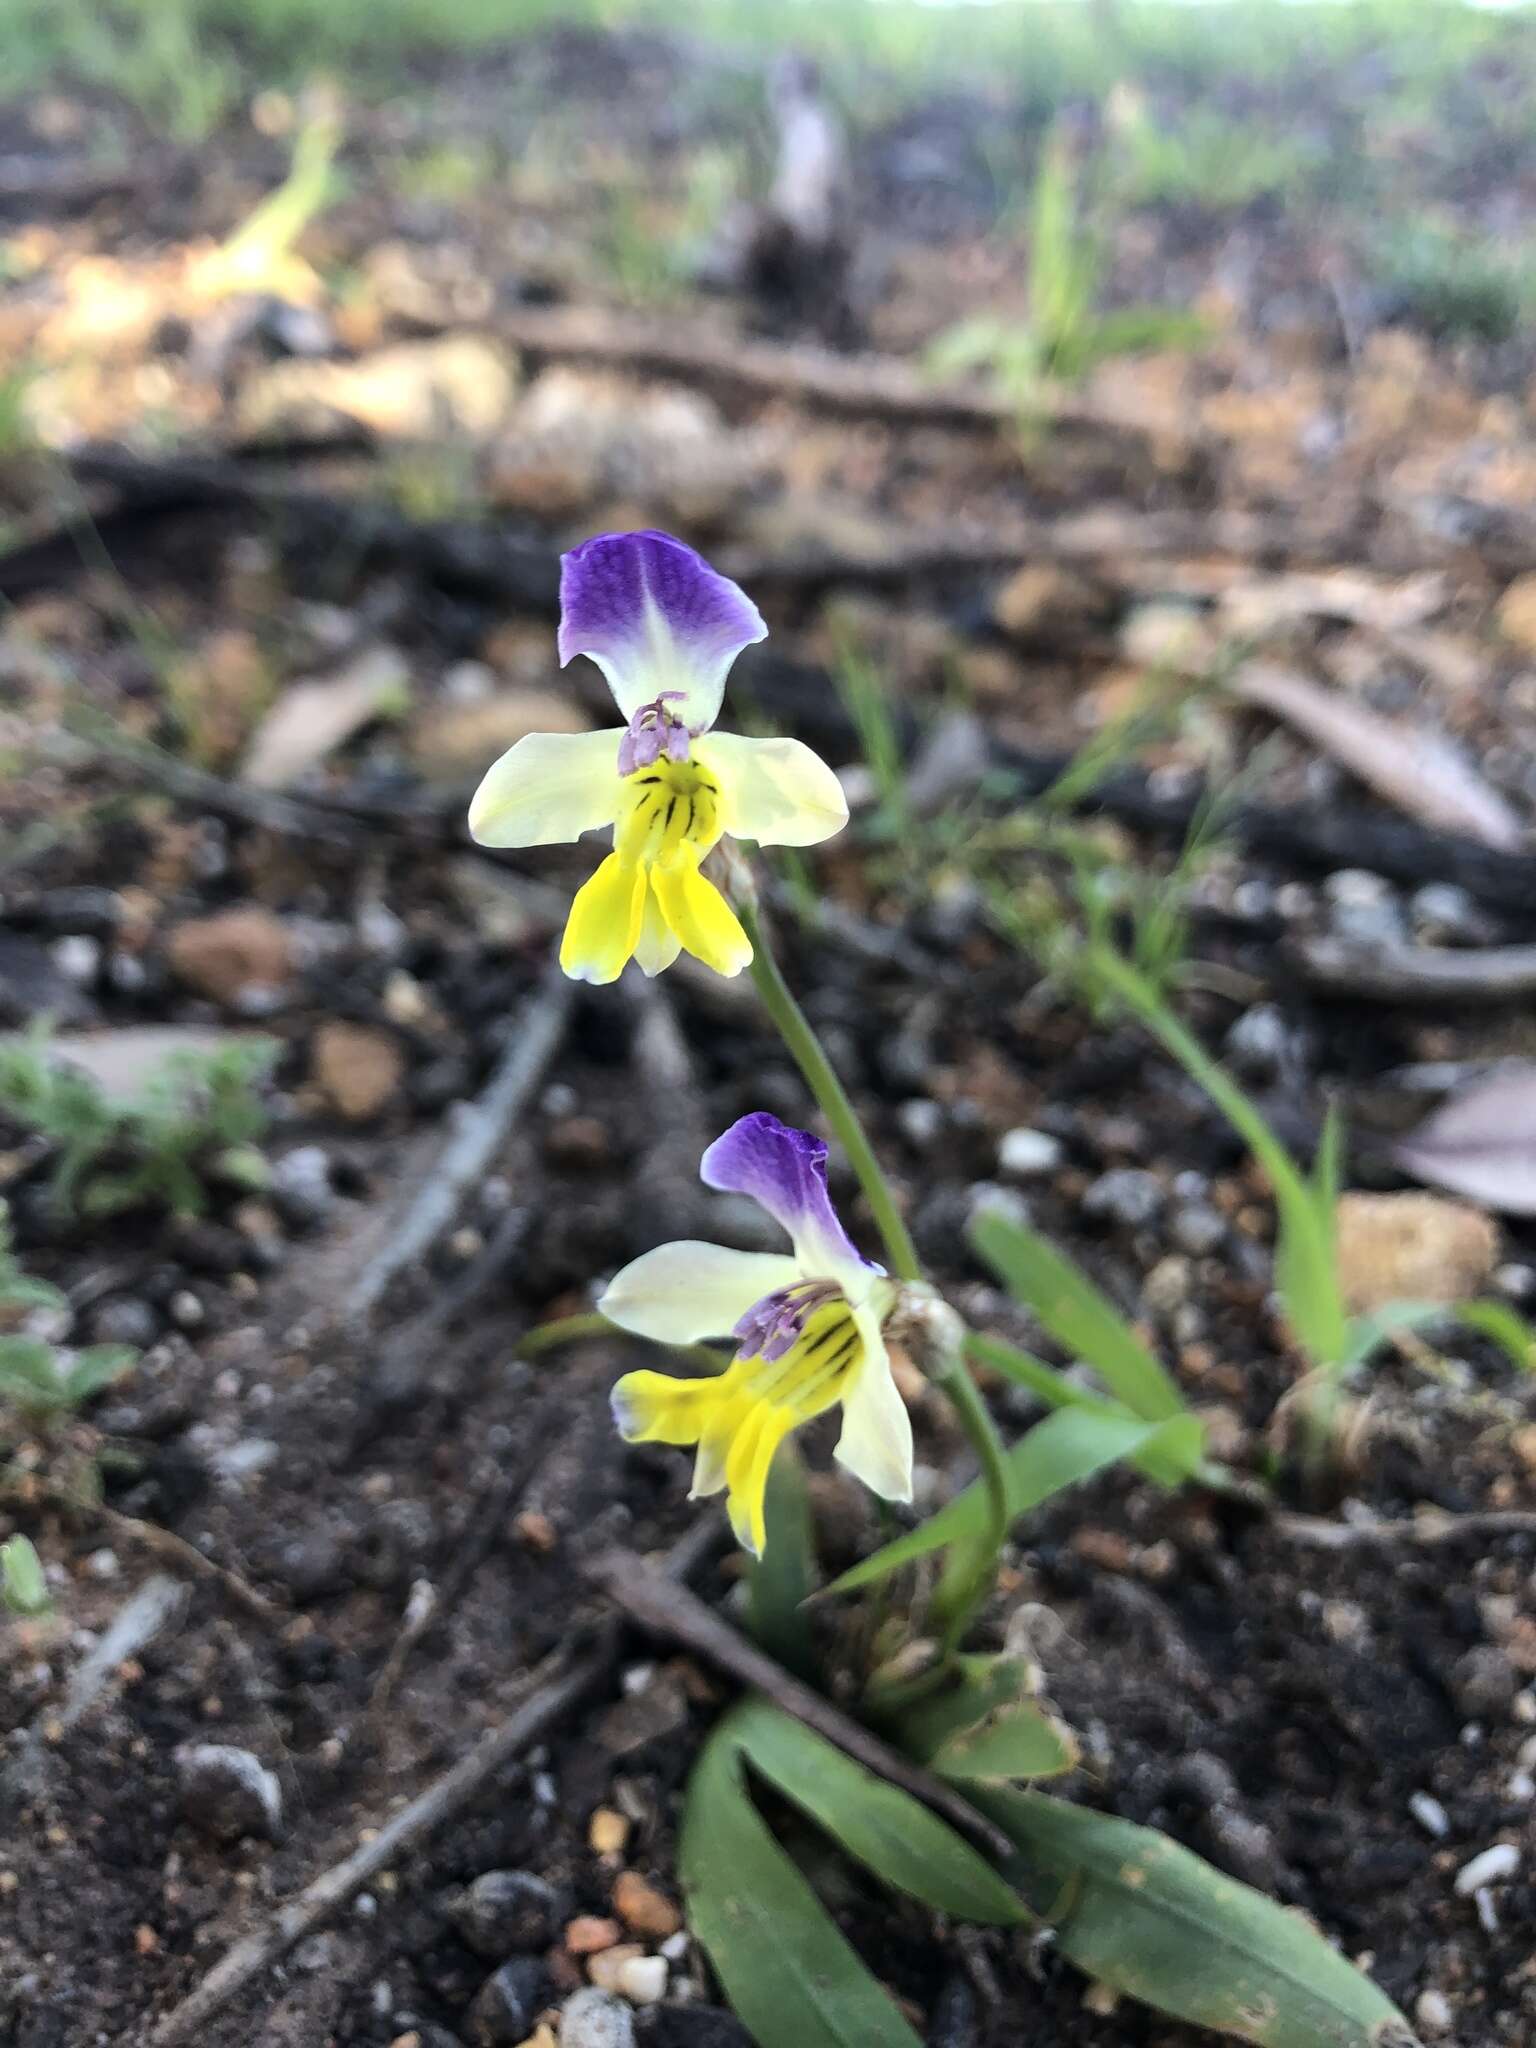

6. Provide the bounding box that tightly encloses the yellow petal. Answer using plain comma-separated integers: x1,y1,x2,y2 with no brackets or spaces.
651,857,753,978
724,1402,793,1556
633,878,683,977
560,853,647,984
468,730,623,847
695,733,849,848
611,1368,726,1445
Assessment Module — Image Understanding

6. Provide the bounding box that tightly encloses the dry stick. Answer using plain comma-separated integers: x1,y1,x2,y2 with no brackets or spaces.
1273,1509,1536,1549
145,1635,614,2048
584,1545,1017,1864
1295,937,1536,1005
4,1476,285,1626
344,964,575,1320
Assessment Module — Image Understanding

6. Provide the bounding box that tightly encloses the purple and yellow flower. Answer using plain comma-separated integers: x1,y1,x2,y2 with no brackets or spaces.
599,1113,913,1554
468,531,847,984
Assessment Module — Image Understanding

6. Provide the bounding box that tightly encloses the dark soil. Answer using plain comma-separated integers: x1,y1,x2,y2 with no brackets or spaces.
3,20,1536,2048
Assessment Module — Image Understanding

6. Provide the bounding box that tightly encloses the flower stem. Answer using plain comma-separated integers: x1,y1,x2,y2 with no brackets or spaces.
739,893,922,1284
739,888,1010,1639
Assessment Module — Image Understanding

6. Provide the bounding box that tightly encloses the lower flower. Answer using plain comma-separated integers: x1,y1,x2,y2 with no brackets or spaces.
599,1113,913,1555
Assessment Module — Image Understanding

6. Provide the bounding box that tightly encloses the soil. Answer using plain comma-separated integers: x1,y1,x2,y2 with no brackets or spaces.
3,21,1536,2048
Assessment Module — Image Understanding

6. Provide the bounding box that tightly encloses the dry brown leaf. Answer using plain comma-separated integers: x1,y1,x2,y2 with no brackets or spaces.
240,645,410,788
1231,662,1524,851
1394,1063,1536,1216
1219,569,1448,638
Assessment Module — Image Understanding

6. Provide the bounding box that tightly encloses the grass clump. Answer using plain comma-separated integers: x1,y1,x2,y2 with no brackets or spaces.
0,1029,277,1222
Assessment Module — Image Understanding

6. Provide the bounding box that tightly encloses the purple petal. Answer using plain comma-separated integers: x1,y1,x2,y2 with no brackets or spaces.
701,1113,878,1289
558,531,767,731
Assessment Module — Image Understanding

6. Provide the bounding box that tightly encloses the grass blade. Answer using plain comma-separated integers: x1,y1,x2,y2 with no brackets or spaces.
968,1207,1188,1420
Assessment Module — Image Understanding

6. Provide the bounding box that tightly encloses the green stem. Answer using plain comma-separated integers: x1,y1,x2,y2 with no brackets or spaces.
739,890,1010,1640
516,1311,727,1373
739,893,922,1284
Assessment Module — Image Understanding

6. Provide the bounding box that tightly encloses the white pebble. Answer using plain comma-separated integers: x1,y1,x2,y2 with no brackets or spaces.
1415,1988,1453,2036
997,1128,1063,1180
560,1986,636,2048
1475,1888,1500,1936
1506,1770,1535,1802
1454,1842,1520,1894
1408,1792,1449,1839
658,1932,689,1961
616,1955,668,2005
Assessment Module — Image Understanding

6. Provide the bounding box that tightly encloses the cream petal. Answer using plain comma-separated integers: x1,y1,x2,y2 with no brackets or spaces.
833,1312,913,1503
695,733,849,848
632,881,683,977
468,729,623,848
599,1241,801,1344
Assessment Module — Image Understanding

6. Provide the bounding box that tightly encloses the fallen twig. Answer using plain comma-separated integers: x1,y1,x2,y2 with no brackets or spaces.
3,1475,285,1626
1295,937,1536,1004
145,1634,614,2047
344,963,575,1319
1271,1509,1536,1549
584,1544,1016,1863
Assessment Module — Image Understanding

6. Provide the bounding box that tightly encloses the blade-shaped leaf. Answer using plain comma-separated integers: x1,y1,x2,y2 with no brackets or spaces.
894,1658,1077,1784
1453,1298,1535,1371
681,1712,923,2048
980,1787,1415,2048
732,1698,1026,1926
966,1332,1203,1487
968,1209,1187,1420
826,1410,1204,1596
0,1275,67,1313
1,1534,50,1616
1090,950,1350,1369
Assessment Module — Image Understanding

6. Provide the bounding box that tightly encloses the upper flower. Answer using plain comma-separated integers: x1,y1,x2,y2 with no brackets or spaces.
599,1113,913,1555
468,532,848,984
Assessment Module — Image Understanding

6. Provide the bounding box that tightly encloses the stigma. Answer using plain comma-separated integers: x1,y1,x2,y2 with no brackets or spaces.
618,692,692,776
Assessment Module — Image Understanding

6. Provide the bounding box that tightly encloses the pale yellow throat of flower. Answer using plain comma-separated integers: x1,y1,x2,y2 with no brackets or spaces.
558,754,753,983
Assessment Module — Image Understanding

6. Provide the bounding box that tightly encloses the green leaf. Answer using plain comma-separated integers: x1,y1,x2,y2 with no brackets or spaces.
827,1409,1204,1596
746,1442,820,1681
979,1788,1413,2048
1453,1298,1536,1372
0,1274,67,1313
731,1697,1026,1926
896,1657,1077,1784
63,1345,138,1405
966,1332,1203,1487
1,1534,50,1616
0,1334,65,1409
968,1208,1187,1421
1088,950,1350,1370
681,1708,923,2048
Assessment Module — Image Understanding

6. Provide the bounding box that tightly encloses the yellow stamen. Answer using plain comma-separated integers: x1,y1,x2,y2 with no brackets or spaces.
612,1302,864,1553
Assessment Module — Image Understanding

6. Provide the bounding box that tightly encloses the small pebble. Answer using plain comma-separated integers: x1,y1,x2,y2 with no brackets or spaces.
1143,1256,1190,1314
589,1808,631,1858
560,1987,636,2048
51,934,100,984
451,1870,564,1958
896,1099,944,1152
175,1743,283,1844
1410,883,1489,946
587,1945,644,1994
271,1146,335,1229
1081,1169,1163,1229
1451,1646,1520,1719
1408,1791,1450,1839
1169,1204,1225,1256
1495,1263,1536,1303
616,1955,667,2006
168,1289,204,1330
1453,1842,1520,1894
613,1871,681,1940
88,1297,159,1348
465,1958,549,2046
966,1183,1030,1232
997,1128,1063,1180
1414,1989,1454,2036
1224,1003,1290,1077
566,1916,623,1956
